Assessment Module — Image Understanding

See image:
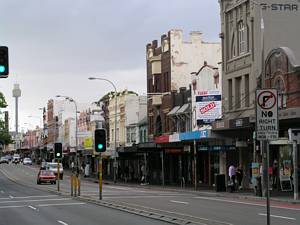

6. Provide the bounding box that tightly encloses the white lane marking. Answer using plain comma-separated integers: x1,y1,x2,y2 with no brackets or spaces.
0,198,71,204
170,200,189,205
0,205,27,209
13,195,57,199
194,196,300,211
57,220,68,225
38,202,86,207
115,201,233,225
106,186,132,191
9,195,14,199
258,213,296,221
104,195,179,199
28,205,38,211
0,190,4,194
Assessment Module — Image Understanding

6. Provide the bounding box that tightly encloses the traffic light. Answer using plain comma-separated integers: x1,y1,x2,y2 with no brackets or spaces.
54,143,63,159
94,129,106,153
0,46,9,78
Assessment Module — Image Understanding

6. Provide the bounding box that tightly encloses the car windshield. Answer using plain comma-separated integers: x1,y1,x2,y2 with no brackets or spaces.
40,170,54,176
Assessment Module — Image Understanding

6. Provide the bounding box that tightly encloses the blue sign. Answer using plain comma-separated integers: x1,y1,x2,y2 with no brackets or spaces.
179,130,209,141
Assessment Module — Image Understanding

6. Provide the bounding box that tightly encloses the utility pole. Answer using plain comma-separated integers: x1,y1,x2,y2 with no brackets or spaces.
13,84,21,150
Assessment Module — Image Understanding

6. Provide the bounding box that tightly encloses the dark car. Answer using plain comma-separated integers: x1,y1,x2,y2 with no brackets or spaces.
37,170,56,185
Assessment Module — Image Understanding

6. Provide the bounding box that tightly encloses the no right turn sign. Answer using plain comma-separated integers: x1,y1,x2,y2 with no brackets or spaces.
256,89,279,141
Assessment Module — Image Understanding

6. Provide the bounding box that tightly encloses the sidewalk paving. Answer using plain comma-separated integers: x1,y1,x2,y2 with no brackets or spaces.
75,172,300,205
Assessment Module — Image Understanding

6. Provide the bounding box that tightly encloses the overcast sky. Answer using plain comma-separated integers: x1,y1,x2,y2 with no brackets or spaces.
0,0,220,131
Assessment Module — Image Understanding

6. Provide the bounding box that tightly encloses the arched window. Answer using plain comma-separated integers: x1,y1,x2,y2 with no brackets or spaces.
238,21,246,54
274,77,286,109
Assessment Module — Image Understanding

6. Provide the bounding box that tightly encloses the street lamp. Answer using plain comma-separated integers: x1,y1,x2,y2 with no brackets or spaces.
88,77,118,183
56,95,79,169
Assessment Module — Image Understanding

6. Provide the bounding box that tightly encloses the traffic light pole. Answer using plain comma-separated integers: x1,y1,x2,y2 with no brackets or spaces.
99,154,103,200
57,159,60,192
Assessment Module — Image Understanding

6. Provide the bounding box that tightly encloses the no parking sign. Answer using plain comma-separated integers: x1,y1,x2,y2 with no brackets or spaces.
256,89,279,140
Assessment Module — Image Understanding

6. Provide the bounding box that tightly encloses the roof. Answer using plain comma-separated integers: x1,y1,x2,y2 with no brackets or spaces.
176,103,190,115
167,106,180,116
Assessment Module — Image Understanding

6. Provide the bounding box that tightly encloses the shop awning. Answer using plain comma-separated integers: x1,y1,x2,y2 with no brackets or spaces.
176,103,190,115
167,106,180,116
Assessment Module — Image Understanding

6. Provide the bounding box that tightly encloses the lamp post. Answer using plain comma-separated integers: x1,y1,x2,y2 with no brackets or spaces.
56,95,79,169
88,77,118,183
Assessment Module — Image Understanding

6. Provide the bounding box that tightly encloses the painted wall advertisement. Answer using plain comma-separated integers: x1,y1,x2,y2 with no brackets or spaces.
196,90,222,124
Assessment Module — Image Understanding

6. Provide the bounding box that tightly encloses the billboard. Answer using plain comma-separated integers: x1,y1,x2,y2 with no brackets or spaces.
196,90,222,125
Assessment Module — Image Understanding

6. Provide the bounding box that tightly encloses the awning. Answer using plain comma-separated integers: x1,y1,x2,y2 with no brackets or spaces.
176,103,190,115
167,106,180,116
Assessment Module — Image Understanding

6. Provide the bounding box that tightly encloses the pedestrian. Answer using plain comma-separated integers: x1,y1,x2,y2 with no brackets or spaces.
140,164,145,184
236,164,244,190
228,163,236,192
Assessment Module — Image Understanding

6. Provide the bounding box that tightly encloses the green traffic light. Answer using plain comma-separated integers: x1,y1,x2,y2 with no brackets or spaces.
98,144,103,149
0,65,5,73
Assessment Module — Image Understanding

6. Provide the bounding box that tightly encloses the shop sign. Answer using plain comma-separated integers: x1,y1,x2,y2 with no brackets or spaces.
197,145,236,152
179,130,209,141
169,133,180,143
83,137,93,149
229,117,250,129
256,89,278,140
196,90,222,124
154,135,169,143
165,149,183,154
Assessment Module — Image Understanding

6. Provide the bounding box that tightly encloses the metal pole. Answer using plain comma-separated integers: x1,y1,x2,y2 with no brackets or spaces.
161,151,165,186
57,159,60,192
262,140,270,225
114,90,117,183
293,141,299,200
73,99,80,196
194,140,197,190
15,97,18,149
99,154,103,200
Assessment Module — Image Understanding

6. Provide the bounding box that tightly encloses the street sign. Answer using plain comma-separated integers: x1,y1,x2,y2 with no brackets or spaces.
256,89,278,140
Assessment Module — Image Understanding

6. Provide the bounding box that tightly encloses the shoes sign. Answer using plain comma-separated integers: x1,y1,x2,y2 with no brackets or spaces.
256,89,279,140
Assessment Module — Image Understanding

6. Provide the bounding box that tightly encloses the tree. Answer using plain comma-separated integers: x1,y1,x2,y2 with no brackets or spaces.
0,92,12,145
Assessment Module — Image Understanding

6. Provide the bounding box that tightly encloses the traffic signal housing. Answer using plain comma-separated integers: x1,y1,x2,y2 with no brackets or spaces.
54,143,63,159
94,129,106,153
0,46,9,78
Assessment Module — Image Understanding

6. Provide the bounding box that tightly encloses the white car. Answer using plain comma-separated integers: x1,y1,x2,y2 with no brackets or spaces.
23,158,32,165
12,154,21,164
46,162,64,179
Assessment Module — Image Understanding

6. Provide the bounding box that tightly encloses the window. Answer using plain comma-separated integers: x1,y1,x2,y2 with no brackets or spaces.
235,77,242,109
275,77,287,109
238,21,246,54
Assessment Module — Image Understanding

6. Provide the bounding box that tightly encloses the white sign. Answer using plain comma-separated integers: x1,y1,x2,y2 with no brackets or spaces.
77,131,92,138
256,89,278,140
196,90,222,124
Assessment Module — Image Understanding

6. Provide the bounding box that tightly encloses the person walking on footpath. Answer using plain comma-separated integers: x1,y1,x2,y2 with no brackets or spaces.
228,163,236,192
236,164,244,190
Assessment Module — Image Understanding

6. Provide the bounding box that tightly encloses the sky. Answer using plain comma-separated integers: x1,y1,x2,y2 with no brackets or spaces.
0,0,220,131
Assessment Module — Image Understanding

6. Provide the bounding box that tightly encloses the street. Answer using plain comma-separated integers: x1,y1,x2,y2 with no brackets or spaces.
0,164,170,225
1,164,299,225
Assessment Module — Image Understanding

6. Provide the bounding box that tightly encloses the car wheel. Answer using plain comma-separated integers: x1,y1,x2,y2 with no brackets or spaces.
37,180,41,185
60,174,63,180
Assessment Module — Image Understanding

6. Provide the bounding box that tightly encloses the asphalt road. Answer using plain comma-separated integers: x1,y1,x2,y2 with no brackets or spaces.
1,163,300,225
0,164,169,225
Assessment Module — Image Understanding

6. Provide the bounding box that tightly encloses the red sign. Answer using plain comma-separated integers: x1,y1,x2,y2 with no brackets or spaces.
200,102,216,114
155,135,169,143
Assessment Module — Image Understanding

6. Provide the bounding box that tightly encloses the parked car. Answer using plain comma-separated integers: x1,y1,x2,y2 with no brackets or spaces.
12,154,21,164
23,158,32,165
0,156,9,164
46,162,63,179
37,170,56,185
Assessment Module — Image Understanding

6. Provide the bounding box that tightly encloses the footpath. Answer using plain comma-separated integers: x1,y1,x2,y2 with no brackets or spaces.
62,168,300,205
